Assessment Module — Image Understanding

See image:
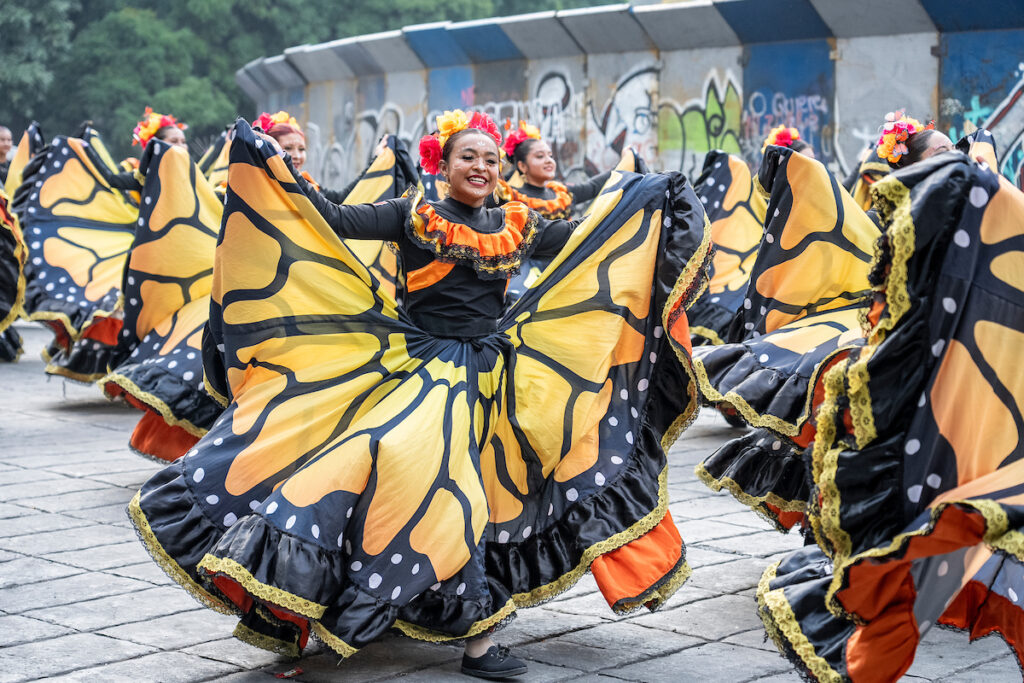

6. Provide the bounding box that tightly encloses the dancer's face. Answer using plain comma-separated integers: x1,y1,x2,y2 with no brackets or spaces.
277,132,306,171
918,131,954,161
440,132,499,207
519,140,556,185
157,126,187,149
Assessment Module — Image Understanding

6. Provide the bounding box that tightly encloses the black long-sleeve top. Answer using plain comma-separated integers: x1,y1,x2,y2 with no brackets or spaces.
295,171,576,338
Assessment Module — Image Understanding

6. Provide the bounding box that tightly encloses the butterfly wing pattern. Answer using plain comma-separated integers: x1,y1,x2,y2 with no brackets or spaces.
682,148,879,530
129,121,709,658
687,150,766,346
12,132,138,379
99,140,225,460
758,151,1024,681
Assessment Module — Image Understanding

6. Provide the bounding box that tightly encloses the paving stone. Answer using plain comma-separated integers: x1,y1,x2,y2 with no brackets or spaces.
628,594,763,640
41,457,152,477
21,485,136,513
685,545,747,568
394,658,586,682
0,468,73,485
184,637,295,670
0,511,93,538
686,556,777,594
100,609,242,649
43,540,151,570
63,501,134,526
674,519,754,544
935,653,1021,682
0,632,155,681
0,548,20,562
104,560,176,586
85,468,159,488
670,494,755,520
0,556,85,588
0,523,130,555
702,530,804,557
56,650,244,682
721,628,777,652
0,501,36,519
713,510,784,530
1,571,149,613
603,642,791,682
497,607,608,646
905,626,1016,679
31,585,203,630
0,614,75,647
521,622,703,671
270,636,461,682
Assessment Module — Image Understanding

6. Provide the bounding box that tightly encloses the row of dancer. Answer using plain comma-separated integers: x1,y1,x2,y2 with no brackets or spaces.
2,104,1022,680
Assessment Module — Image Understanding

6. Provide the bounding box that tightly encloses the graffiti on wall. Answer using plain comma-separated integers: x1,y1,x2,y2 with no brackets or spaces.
659,70,743,179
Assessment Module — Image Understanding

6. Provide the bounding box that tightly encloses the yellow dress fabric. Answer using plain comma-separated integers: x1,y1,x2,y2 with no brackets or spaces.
129,121,709,658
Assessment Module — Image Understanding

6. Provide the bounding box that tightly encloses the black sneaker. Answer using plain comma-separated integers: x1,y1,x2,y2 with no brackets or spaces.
461,644,528,679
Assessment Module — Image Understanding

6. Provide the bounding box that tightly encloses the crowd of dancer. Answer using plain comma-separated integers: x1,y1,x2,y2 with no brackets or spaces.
1,100,1021,682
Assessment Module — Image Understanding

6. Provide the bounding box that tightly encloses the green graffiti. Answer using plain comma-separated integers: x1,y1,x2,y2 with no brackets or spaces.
659,71,742,176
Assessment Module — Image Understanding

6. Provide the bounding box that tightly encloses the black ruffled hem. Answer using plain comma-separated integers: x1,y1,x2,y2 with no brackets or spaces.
45,337,120,382
699,427,810,531
107,361,221,431
686,297,734,345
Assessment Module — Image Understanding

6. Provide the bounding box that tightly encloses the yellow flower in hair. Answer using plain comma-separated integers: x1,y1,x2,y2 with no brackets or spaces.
436,110,470,147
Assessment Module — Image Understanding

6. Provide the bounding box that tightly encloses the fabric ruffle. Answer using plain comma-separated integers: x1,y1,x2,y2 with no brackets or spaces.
763,139,1024,680
496,179,573,219
129,120,709,658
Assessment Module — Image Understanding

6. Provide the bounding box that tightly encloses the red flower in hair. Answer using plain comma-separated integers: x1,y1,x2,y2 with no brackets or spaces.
419,135,443,175
503,129,530,158
774,129,793,147
467,112,502,146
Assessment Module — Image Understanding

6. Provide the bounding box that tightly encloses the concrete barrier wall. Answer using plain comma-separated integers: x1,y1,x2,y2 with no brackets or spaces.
238,0,1024,189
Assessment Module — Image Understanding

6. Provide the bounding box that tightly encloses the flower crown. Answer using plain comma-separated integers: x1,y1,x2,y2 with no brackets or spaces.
876,110,934,165
133,107,187,148
418,110,502,175
761,125,800,152
503,119,542,159
254,111,302,136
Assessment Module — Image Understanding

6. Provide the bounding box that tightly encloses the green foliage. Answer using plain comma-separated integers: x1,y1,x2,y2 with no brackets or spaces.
1,0,618,159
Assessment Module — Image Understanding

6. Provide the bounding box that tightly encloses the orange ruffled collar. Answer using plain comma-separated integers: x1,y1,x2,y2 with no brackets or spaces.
497,179,573,219
407,193,540,280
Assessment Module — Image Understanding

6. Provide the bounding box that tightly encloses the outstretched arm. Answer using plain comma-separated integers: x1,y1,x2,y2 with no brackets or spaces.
293,166,407,242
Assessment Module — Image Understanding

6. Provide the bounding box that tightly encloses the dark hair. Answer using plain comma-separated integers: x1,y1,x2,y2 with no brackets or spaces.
893,129,941,169
155,125,183,141
790,139,812,154
511,137,542,173
440,128,499,164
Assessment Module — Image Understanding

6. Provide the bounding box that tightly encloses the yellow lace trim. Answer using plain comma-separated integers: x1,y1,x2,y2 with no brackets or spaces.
510,466,675,609
844,345,878,448
203,371,230,408
807,359,852,561
43,362,107,384
661,212,713,450
824,499,1018,618
196,554,328,620
695,462,806,531
867,176,915,340
612,559,693,614
102,372,208,437
127,492,233,614
757,561,843,682
234,618,301,658
25,303,121,345
690,325,725,346
311,621,358,658
394,597,517,643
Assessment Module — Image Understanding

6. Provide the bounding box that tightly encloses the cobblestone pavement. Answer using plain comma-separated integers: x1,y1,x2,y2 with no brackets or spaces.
1,322,1018,682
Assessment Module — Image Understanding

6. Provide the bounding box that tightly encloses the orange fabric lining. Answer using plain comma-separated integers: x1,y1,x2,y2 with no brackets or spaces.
81,316,122,345
406,261,454,293
940,579,1024,669
764,502,805,531
108,383,199,462
591,512,682,608
499,179,573,217
300,170,321,192
414,201,529,258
